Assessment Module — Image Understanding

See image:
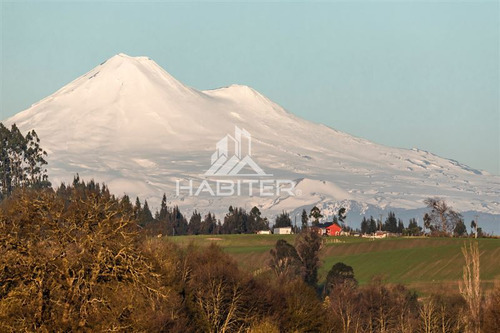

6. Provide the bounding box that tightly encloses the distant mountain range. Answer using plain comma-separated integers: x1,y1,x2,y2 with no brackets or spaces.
5,53,499,233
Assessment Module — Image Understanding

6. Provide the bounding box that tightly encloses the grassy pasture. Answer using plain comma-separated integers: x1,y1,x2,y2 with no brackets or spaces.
168,234,500,293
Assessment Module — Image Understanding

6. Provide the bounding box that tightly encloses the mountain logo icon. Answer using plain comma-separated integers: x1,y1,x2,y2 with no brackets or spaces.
204,126,272,177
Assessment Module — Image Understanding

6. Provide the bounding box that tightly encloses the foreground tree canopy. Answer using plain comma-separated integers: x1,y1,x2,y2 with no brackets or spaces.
0,183,349,332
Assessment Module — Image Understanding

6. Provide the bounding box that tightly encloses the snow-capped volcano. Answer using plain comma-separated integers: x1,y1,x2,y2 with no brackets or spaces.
4,54,500,232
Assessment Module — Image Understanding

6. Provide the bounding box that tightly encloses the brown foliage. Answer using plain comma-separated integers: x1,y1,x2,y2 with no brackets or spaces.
358,279,419,333
326,282,362,333
419,294,467,333
181,244,264,332
0,187,185,331
482,287,500,333
0,185,285,332
325,277,419,333
276,279,328,332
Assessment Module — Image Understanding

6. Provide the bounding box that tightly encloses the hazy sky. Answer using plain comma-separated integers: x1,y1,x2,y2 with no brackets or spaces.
1,1,498,174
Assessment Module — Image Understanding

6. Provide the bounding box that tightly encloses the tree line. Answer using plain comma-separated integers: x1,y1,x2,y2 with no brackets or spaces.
360,213,422,236
0,123,485,239
132,193,271,236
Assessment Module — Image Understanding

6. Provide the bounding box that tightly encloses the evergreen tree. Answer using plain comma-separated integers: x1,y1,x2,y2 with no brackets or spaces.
250,206,261,220
172,206,188,235
397,219,405,234
269,239,302,280
0,123,50,199
295,229,322,286
188,210,202,235
201,212,218,235
453,219,467,237
338,207,347,224
405,218,422,236
119,194,133,215
133,197,142,220
361,217,370,234
159,193,168,220
275,211,292,228
138,200,154,227
309,206,323,226
248,206,269,232
383,211,398,233
24,129,49,188
324,262,357,295
368,216,377,234
301,209,308,230
222,207,245,234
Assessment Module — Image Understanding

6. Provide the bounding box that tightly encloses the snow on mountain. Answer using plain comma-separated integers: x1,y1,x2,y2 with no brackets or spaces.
4,53,500,232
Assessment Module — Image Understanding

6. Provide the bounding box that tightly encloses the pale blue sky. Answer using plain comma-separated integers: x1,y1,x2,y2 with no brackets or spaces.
1,1,499,174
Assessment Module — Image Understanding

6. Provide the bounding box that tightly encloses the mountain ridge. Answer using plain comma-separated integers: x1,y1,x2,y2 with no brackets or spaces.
3,53,499,232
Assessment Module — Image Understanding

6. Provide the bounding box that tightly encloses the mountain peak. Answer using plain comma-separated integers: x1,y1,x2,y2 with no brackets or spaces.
204,84,270,103
106,53,152,64
3,53,499,228
116,52,146,58
77,53,197,102
210,84,258,94
98,53,169,78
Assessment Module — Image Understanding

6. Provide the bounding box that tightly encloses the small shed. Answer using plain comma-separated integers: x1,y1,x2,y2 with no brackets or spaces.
274,227,293,235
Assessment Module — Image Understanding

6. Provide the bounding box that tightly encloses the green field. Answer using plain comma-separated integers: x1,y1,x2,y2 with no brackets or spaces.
168,234,500,293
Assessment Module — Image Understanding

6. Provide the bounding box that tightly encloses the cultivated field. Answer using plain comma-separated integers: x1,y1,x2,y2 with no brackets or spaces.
169,235,500,294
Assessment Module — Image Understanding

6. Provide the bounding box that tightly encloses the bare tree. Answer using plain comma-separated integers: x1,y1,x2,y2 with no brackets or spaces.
419,298,438,333
423,198,463,235
327,282,361,333
195,279,247,333
185,244,259,332
459,242,481,333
